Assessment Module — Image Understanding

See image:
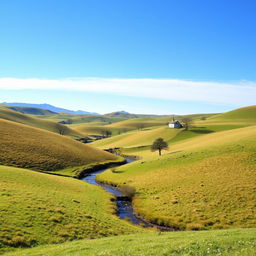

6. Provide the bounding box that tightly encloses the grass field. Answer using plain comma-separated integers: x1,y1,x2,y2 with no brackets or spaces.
0,165,142,254
0,119,118,172
1,105,255,255
0,107,82,138
97,125,256,230
72,124,130,136
4,228,256,256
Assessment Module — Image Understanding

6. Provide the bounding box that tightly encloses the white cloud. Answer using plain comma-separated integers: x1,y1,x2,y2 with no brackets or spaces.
0,77,255,106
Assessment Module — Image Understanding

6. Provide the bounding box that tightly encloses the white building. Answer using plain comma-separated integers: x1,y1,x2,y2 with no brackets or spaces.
168,120,183,128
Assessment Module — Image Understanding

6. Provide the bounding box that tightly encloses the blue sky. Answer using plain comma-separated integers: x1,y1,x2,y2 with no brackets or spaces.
0,0,255,114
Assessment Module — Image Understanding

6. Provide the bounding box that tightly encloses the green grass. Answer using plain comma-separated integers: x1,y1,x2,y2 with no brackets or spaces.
72,124,130,136
0,107,82,138
0,119,118,172
97,126,256,230
201,105,256,124
4,228,256,256
0,165,142,254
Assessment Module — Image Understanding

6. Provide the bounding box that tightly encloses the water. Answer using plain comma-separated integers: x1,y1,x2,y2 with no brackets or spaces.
81,158,148,226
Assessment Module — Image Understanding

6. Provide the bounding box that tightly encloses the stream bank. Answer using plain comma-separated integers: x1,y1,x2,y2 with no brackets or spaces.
80,156,180,231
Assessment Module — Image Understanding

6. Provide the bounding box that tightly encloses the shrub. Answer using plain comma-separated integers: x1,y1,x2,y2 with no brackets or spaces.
118,185,136,199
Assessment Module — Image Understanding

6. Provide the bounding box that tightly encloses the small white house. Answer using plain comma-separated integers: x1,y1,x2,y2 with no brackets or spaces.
168,120,183,129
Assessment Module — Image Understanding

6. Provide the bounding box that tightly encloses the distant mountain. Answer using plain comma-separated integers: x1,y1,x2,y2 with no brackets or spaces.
0,103,98,115
5,106,57,115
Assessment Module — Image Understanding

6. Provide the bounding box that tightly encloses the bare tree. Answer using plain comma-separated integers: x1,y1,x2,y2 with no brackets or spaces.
181,117,193,131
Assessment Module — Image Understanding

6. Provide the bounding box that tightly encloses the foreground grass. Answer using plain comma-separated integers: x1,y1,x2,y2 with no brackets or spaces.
98,126,256,230
0,119,118,172
4,228,256,256
0,165,142,254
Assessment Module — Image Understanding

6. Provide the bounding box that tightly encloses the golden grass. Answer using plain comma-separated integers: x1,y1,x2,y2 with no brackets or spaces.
0,119,117,171
0,107,83,138
97,126,256,230
92,127,181,149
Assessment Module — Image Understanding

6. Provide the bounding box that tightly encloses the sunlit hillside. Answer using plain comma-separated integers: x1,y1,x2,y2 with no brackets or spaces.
0,107,83,138
0,165,141,254
98,125,256,230
0,119,118,171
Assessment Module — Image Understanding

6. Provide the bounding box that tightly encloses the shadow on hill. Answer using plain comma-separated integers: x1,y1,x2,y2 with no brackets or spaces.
190,127,214,134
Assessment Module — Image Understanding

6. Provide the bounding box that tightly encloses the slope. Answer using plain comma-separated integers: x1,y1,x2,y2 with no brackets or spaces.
0,119,118,172
0,165,141,254
0,107,83,138
201,105,256,124
98,126,256,230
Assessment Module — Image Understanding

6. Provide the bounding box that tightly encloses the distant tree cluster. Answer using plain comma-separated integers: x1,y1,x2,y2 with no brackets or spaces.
101,130,112,137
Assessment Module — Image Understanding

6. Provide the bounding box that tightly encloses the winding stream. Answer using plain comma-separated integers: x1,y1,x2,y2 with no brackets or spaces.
81,157,178,231
81,158,150,227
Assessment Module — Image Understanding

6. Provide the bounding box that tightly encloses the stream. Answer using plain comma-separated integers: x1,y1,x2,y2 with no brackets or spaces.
81,157,150,227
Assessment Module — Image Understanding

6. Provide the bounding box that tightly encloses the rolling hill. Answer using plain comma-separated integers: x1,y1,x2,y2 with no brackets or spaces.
0,107,83,138
4,106,57,115
98,125,256,230
0,119,119,172
0,102,98,115
0,165,141,254
200,105,256,124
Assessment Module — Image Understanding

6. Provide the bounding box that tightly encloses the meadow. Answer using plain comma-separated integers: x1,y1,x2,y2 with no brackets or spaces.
0,165,142,254
4,229,256,256
0,105,255,255
0,119,118,172
0,107,82,138
96,107,256,231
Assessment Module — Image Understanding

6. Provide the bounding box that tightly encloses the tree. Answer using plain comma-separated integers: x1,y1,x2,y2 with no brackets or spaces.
101,130,112,137
105,130,112,137
181,117,193,131
136,123,145,130
56,124,68,135
151,138,168,156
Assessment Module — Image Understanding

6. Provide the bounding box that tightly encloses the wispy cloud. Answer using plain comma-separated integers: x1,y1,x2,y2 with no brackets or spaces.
0,77,255,106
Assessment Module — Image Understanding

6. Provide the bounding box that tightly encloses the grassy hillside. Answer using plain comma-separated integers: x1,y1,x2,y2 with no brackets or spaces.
106,117,170,130
92,127,181,148
4,228,256,256
0,165,141,254
73,124,129,136
201,105,256,124
0,107,82,138
4,106,57,115
0,119,118,172
98,126,256,230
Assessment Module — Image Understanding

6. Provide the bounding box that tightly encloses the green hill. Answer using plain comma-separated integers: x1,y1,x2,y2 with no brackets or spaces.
98,126,256,230
203,105,256,124
0,107,83,138
0,119,118,172
5,106,57,115
0,165,141,254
